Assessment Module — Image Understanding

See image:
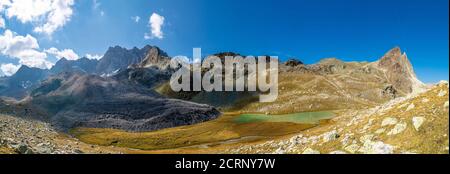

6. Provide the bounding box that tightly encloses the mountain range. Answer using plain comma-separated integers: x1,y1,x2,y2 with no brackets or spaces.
1,45,446,155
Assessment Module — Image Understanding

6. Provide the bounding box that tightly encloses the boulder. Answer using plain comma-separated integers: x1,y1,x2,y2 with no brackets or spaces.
322,130,339,143
406,103,415,111
438,90,447,97
412,117,426,131
15,143,34,154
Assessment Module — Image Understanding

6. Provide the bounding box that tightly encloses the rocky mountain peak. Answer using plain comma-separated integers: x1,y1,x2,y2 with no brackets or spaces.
14,65,47,77
139,46,170,69
96,45,151,74
51,57,98,75
319,58,344,65
284,59,304,67
378,47,412,71
377,47,425,94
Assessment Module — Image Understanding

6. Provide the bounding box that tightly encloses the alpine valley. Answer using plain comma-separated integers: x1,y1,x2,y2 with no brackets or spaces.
0,46,448,154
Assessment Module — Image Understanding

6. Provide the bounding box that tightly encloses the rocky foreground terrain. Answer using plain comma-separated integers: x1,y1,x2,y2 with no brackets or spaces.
3,81,445,154
0,114,125,154
226,81,449,154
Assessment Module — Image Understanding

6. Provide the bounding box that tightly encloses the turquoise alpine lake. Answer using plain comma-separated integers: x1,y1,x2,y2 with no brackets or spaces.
234,111,335,124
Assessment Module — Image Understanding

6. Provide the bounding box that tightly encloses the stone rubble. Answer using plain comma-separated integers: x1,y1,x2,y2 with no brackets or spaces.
0,114,120,154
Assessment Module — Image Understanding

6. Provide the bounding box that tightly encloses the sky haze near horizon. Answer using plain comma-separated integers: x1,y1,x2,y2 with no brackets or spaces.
0,0,448,83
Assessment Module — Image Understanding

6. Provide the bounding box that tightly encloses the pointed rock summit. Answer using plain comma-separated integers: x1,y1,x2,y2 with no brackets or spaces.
96,45,152,75
51,57,98,74
139,46,170,69
377,47,425,94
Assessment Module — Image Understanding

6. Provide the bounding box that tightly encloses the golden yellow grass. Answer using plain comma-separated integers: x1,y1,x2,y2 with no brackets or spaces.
71,113,317,151
248,84,449,154
0,147,15,154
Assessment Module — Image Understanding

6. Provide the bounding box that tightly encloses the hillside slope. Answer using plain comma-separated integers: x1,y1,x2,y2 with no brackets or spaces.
227,81,449,154
6,72,221,132
0,114,124,154
157,47,425,114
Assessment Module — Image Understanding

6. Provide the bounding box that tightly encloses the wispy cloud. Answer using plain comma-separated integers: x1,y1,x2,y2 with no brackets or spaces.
44,47,79,60
93,0,101,10
85,53,103,60
132,16,140,23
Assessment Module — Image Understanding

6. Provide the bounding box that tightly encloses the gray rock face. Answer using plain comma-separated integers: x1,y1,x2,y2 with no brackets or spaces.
377,47,424,94
96,45,155,75
115,67,173,89
381,85,398,99
139,46,170,69
0,65,50,99
50,57,99,74
56,98,220,132
284,59,304,67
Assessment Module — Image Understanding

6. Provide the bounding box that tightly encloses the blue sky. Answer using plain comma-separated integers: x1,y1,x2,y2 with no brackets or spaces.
0,0,448,83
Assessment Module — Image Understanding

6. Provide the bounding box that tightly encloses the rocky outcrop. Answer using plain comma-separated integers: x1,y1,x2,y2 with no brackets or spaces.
377,47,426,94
50,57,98,74
139,46,171,69
226,81,449,154
114,67,173,89
284,59,304,67
0,114,121,154
381,85,398,99
96,45,154,75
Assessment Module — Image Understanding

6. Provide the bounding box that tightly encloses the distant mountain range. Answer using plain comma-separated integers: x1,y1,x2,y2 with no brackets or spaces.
0,45,170,99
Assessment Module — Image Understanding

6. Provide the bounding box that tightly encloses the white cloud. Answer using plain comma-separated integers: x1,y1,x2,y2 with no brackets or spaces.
44,47,79,60
85,53,102,60
132,16,140,23
0,29,52,69
0,63,20,76
0,16,5,28
145,13,164,39
1,0,75,35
